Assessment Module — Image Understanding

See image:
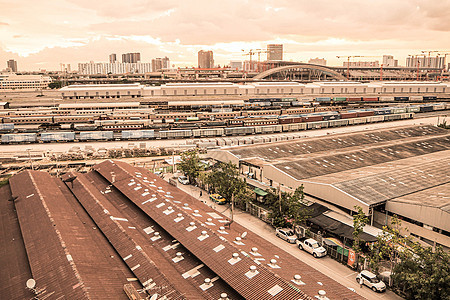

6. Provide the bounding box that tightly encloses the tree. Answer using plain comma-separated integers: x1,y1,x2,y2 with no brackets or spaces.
352,206,369,255
392,244,450,300
369,215,409,274
266,185,310,228
177,150,202,184
205,161,247,205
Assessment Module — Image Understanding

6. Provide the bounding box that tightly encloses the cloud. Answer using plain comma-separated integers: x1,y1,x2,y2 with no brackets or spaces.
1,0,449,70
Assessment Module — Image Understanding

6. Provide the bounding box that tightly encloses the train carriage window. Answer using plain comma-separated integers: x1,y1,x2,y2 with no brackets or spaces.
434,87,437,92
393,88,396,93
204,89,207,95
418,88,420,92
235,89,238,94
163,90,166,96
363,88,366,93
194,89,197,95
341,88,344,93
401,88,403,93
354,88,356,93
267,89,270,94
425,88,428,92
184,89,187,95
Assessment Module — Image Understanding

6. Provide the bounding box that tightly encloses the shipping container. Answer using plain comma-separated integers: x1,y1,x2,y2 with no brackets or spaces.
423,96,437,100
333,97,347,102
357,111,375,117
409,96,423,101
307,121,329,130
340,112,358,119
41,131,75,142
79,131,114,141
254,125,282,134
391,107,407,114
1,133,37,143
224,127,254,136
406,106,420,113
394,96,409,101
282,123,307,132
0,123,14,131
379,96,395,102
348,118,367,125
328,119,348,127
192,128,224,137
159,130,192,139
302,115,323,122
322,113,341,121
121,130,155,139
348,97,362,102
362,97,378,102
419,105,433,112
315,97,332,102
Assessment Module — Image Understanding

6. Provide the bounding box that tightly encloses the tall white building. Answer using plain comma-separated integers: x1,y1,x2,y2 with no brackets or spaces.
78,62,152,75
406,55,446,69
382,55,399,67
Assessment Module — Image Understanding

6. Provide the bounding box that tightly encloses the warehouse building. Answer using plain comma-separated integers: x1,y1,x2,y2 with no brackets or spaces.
59,81,450,99
1,160,362,299
209,125,450,249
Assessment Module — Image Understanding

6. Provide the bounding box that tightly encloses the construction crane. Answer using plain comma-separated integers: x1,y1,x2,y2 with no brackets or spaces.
254,49,269,72
242,49,257,72
408,54,426,81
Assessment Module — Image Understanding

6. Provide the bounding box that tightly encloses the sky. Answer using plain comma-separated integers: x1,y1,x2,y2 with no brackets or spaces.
1,0,450,71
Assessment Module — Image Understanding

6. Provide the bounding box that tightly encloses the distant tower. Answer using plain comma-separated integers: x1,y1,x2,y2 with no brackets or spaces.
267,44,283,61
109,54,117,63
198,51,214,68
7,59,18,72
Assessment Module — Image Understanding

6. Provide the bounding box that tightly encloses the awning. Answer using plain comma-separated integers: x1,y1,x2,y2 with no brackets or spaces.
254,188,268,197
309,214,378,242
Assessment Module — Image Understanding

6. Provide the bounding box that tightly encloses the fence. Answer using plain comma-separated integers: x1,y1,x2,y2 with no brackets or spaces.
238,201,273,224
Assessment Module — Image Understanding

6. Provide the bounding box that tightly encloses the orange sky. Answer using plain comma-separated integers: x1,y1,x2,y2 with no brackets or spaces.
1,0,449,71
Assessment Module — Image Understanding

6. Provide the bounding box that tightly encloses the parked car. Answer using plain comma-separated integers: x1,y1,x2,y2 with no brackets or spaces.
296,237,327,258
356,270,386,292
178,175,189,185
209,194,226,205
275,228,297,243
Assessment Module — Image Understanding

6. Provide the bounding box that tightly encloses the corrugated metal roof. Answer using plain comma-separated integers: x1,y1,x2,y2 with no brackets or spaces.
93,160,363,300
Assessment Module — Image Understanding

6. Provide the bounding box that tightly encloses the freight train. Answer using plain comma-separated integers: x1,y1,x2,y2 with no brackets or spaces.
1,112,415,144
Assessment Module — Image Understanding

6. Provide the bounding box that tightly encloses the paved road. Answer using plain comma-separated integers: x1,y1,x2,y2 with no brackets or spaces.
0,115,443,155
174,181,404,300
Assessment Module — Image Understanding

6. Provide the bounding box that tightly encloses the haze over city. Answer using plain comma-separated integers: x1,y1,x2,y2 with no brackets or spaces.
1,0,450,71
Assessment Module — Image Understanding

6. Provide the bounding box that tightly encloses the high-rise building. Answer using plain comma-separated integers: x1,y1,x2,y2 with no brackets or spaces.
308,58,327,66
109,54,117,63
151,57,170,72
122,53,141,63
267,44,283,61
382,55,398,67
198,50,214,68
7,59,17,72
406,55,445,69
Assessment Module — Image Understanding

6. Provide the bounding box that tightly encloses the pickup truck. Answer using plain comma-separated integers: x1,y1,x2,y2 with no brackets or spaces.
296,237,327,258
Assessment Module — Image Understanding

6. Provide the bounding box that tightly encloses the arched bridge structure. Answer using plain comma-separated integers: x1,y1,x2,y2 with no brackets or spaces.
253,63,347,81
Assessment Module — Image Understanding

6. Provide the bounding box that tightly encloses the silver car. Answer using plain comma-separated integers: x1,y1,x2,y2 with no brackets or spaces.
275,228,297,243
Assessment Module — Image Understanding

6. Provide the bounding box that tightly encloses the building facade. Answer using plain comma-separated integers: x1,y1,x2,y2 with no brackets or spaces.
198,50,214,68
7,59,18,72
109,54,117,63
0,73,52,90
122,53,141,63
406,55,446,69
267,44,283,61
343,61,380,67
151,57,170,72
382,55,399,67
78,62,152,75
308,58,327,66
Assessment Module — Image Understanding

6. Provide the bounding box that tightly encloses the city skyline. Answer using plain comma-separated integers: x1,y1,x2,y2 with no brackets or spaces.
1,0,450,71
